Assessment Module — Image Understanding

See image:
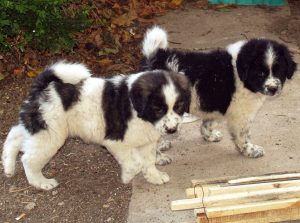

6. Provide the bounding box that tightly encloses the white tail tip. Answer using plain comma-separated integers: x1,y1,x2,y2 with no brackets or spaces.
142,26,168,58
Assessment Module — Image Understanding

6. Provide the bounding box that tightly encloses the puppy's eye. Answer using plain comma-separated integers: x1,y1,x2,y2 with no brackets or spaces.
258,72,266,77
153,106,164,114
174,102,185,114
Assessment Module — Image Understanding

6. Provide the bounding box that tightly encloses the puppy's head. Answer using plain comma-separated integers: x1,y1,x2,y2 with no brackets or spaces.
236,39,297,96
130,70,191,135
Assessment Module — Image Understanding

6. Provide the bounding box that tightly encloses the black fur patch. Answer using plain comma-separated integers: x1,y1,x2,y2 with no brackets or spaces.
20,69,82,134
20,69,59,134
142,49,235,114
102,78,132,141
54,81,81,110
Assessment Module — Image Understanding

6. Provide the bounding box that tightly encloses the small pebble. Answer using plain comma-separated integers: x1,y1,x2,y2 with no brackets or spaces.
24,202,36,211
52,190,58,196
58,202,64,206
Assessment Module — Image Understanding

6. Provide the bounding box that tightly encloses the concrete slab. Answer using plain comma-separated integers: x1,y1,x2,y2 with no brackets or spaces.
128,4,300,223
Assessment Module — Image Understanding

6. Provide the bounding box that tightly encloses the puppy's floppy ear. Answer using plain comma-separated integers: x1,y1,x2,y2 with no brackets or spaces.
130,79,150,118
283,47,297,79
236,54,250,81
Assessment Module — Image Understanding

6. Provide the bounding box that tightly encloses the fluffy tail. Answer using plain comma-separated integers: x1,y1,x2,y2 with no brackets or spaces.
142,26,168,58
2,125,26,177
29,61,92,95
50,61,92,84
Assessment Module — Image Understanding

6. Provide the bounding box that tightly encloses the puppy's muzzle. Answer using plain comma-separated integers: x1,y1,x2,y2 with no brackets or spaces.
266,86,279,95
165,124,179,134
264,79,281,96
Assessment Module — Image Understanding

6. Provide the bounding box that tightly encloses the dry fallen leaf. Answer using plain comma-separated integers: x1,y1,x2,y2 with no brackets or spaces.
98,58,113,67
111,13,135,27
26,70,39,78
13,68,24,77
171,0,184,6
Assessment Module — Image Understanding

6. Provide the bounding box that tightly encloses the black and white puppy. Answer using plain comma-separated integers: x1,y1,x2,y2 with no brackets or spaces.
2,61,190,190
142,26,297,158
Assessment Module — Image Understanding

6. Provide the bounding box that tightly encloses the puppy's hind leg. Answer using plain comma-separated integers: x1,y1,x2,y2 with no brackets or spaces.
201,119,223,142
21,130,66,190
2,125,27,177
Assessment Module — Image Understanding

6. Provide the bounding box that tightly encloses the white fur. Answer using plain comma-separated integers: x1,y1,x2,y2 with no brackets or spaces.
226,40,246,61
2,65,187,190
155,79,182,135
51,61,92,84
127,72,145,90
143,26,168,58
167,55,180,72
265,45,276,69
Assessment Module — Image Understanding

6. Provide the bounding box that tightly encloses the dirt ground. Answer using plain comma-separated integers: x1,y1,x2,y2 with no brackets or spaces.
1,1,300,223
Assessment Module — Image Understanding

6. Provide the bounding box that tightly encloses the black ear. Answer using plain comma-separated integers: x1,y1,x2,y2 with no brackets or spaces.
129,85,149,119
236,53,250,81
283,47,297,79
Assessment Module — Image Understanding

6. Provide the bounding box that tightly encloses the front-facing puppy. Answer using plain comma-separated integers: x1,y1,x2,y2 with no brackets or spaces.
2,62,190,190
142,26,297,158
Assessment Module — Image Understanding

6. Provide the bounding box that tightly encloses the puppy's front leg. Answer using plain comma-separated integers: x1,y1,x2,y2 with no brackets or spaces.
156,138,172,166
227,115,264,158
141,142,170,184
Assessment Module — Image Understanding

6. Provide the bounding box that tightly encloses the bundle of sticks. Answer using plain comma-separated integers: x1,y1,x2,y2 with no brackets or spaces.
171,172,300,223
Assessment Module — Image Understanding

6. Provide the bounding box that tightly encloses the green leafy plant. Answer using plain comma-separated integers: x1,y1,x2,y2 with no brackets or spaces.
0,0,91,52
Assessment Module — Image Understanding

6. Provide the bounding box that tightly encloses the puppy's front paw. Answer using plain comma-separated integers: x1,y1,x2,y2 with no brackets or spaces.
148,171,170,185
144,168,170,185
158,140,172,151
30,178,59,190
156,152,172,166
203,130,223,142
240,143,265,158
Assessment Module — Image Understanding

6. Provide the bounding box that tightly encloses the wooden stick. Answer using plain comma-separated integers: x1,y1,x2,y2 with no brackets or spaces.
171,198,203,211
186,179,300,198
206,186,300,207
172,186,300,210
205,198,300,218
228,172,300,184
191,171,300,187
197,206,300,223
185,185,219,198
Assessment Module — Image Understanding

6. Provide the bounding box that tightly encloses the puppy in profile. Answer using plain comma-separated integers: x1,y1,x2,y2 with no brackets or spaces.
2,61,190,190
142,26,297,158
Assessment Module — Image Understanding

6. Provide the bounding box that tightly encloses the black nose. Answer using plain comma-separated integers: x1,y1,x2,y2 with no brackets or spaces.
166,128,177,134
267,86,278,95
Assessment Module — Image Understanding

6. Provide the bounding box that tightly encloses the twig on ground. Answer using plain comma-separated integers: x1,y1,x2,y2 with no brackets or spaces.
9,186,32,193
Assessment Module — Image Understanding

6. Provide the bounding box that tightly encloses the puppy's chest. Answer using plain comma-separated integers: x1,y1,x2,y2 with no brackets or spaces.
123,118,160,146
